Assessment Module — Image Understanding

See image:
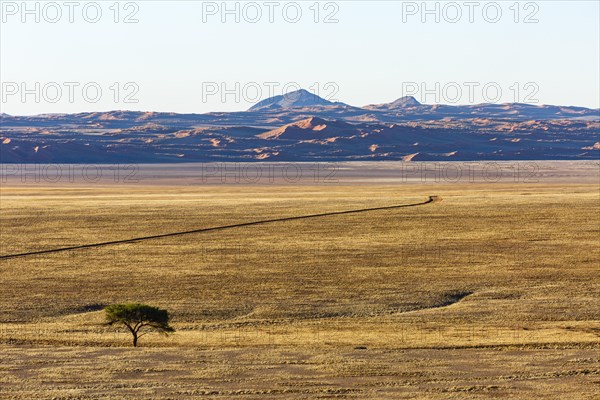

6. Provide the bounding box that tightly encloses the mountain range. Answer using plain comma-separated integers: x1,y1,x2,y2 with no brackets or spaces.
1,89,598,162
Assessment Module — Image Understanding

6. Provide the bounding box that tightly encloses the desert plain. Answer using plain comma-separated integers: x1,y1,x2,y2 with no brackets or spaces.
0,161,598,399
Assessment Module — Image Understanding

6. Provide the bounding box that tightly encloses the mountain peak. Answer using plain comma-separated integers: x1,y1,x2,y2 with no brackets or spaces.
390,96,421,107
363,96,421,110
248,89,336,111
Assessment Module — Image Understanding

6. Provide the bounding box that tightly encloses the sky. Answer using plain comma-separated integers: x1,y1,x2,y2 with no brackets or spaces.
1,0,599,115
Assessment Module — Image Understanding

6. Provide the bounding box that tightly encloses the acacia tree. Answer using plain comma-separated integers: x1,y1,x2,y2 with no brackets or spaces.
105,303,174,347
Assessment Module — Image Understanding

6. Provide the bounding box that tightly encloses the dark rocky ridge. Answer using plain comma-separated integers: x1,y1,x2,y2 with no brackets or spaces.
1,90,598,162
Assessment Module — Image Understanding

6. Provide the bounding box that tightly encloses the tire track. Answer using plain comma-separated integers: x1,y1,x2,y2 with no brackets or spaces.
0,196,441,261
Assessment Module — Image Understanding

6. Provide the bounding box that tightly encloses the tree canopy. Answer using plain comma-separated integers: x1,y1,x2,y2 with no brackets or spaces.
105,303,174,347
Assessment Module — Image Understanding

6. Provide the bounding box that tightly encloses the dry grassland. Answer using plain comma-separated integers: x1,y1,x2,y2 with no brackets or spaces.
0,181,598,399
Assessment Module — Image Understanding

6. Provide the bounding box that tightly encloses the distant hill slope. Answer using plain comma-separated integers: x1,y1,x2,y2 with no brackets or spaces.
248,89,346,111
1,90,599,162
364,96,422,110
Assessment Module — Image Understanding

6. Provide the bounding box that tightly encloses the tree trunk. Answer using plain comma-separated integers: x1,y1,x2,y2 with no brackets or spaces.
132,333,138,347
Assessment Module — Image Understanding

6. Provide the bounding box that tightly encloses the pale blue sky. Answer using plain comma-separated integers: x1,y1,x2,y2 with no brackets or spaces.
1,1,599,115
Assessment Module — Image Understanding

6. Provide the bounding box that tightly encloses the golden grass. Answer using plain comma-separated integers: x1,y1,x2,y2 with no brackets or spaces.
0,182,599,398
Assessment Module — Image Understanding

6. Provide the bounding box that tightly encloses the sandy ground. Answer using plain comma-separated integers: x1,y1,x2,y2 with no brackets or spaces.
1,160,598,186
